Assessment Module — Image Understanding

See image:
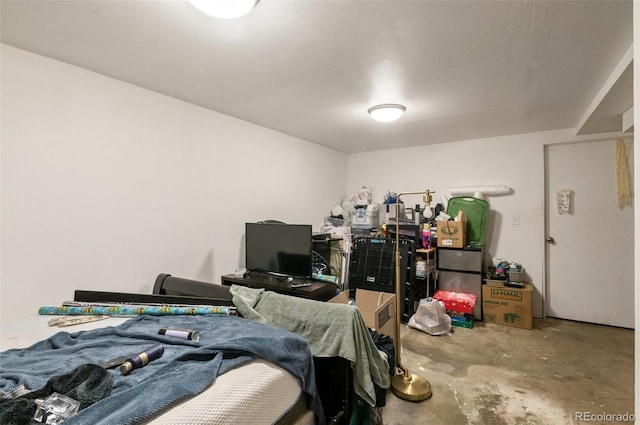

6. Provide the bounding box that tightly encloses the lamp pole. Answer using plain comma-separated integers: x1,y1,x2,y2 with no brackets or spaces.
391,190,433,401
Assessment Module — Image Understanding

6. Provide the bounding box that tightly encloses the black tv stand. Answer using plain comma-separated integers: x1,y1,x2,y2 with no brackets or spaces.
221,272,337,301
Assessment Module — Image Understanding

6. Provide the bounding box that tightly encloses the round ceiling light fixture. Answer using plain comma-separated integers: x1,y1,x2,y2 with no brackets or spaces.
367,104,406,123
189,0,260,19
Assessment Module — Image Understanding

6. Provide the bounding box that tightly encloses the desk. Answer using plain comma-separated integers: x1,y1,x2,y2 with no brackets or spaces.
221,273,337,301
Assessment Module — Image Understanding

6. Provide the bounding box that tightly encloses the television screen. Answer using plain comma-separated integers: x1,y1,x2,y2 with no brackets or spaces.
245,223,313,278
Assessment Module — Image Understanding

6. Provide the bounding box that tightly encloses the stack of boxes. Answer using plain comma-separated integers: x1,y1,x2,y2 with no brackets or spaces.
433,289,477,329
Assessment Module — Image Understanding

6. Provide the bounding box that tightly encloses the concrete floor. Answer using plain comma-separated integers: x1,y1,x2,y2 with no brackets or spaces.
381,318,634,425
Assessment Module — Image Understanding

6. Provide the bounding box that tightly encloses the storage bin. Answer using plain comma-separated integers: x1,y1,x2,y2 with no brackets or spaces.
508,271,523,283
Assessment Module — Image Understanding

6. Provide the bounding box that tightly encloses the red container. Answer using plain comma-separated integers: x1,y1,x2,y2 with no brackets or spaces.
433,290,477,315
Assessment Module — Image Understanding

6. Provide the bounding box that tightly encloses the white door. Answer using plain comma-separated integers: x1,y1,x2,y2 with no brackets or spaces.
545,139,634,328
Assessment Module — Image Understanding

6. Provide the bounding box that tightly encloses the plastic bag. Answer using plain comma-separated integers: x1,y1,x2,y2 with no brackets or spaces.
407,298,451,336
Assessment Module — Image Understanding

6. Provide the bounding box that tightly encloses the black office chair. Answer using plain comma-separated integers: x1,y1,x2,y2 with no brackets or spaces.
153,273,233,305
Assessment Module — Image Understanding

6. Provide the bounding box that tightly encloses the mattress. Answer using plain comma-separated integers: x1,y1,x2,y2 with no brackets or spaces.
0,316,316,425
148,359,311,425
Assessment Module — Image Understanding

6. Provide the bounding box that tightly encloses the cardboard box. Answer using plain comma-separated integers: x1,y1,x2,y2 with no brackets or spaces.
482,283,533,329
329,289,397,345
437,221,466,248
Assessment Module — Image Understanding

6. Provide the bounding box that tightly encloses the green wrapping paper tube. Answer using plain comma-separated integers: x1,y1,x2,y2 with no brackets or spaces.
38,304,236,316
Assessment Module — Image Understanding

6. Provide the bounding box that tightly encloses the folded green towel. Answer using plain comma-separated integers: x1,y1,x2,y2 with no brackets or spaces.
231,285,390,407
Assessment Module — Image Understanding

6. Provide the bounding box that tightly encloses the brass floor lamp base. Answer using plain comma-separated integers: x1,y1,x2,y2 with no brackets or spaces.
391,369,432,401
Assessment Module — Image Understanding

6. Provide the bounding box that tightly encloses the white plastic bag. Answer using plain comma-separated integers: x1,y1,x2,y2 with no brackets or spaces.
408,298,451,336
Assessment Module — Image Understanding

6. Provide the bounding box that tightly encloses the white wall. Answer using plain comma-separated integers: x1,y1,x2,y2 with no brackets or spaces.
1,44,633,326
347,129,631,318
0,45,347,322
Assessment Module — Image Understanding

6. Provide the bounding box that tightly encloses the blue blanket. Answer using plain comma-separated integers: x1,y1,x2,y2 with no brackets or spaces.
0,315,323,424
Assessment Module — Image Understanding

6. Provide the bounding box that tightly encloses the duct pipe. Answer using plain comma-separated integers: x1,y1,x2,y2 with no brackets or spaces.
450,185,512,198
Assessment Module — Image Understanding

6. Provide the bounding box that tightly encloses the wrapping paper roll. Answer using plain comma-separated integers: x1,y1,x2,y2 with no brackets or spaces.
39,304,236,316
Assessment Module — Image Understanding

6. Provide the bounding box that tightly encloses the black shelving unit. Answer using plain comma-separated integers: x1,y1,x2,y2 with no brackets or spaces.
414,247,437,301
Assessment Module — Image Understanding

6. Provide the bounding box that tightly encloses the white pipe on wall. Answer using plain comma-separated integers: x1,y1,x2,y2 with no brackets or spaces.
450,184,512,198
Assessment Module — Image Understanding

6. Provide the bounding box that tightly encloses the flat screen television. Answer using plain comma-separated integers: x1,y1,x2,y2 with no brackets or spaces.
245,222,313,278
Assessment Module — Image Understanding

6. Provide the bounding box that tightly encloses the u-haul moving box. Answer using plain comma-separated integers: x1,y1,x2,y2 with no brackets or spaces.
482,283,533,329
329,289,397,345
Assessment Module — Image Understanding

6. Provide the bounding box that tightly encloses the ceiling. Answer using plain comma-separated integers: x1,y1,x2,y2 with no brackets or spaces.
0,0,634,154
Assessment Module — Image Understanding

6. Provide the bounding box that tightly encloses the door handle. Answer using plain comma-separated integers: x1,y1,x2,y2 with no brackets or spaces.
546,237,555,244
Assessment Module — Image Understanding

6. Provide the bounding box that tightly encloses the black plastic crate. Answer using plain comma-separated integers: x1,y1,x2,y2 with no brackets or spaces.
349,237,414,292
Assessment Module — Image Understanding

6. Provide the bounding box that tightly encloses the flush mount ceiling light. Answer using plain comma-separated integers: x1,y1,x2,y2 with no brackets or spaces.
367,104,406,123
189,0,260,19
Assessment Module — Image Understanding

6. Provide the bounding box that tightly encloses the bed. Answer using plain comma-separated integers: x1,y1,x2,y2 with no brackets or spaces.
0,314,320,425
0,274,390,425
